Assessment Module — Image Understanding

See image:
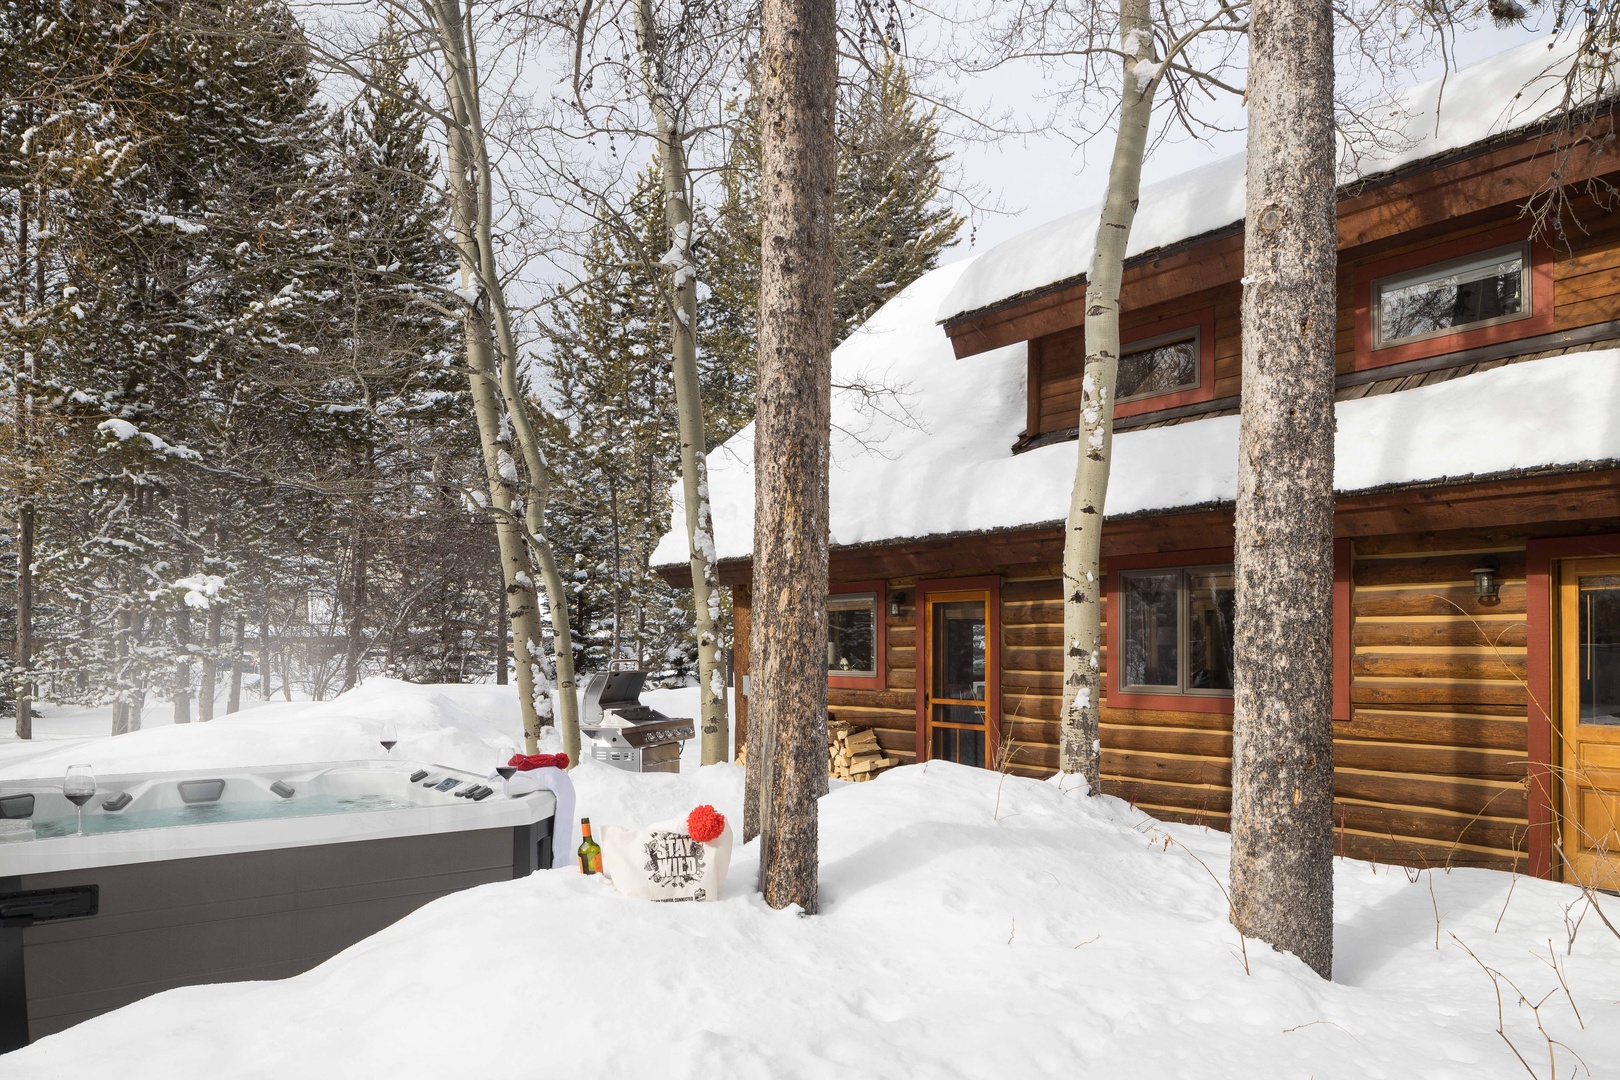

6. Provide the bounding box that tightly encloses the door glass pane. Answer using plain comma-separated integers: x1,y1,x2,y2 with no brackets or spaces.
932,726,986,767
1578,574,1620,725
1118,336,1198,400
1376,247,1525,345
1122,572,1179,688
931,600,986,702
827,593,877,675
1187,569,1236,691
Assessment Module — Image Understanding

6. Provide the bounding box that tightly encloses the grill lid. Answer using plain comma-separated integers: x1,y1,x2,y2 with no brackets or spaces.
586,669,647,708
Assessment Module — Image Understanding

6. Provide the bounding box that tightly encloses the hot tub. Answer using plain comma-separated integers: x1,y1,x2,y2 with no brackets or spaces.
0,760,556,1051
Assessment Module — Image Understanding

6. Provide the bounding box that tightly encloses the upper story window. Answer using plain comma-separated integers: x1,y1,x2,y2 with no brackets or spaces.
1119,565,1235,696
828,591,879,677
1372,242,1531,349
1118,330,1201,403
1352,227,1552,371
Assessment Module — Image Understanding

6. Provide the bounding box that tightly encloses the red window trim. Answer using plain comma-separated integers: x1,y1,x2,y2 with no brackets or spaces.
828,579,887,690
1106,547,1235,714
1525,533,1620,881
913,575,1002,765
1352,224,1554,371
1114,308,1218,420
1104,544,1351,718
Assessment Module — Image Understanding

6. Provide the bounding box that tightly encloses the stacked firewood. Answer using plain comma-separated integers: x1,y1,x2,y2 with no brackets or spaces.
828,721,895,782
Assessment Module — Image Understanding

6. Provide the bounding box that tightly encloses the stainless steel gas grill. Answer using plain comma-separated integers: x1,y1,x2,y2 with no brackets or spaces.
580,663,695,773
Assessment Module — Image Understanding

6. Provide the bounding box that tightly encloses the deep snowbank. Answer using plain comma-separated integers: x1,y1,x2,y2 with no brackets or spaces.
3,681,1617,1077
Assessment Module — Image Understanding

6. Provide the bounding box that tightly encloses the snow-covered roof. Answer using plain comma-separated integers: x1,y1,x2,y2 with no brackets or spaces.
652,257,1620,568
939,32,1592,323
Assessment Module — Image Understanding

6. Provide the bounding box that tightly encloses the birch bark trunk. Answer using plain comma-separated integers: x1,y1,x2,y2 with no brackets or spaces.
258,612,273,700
341,521,367,693
748,0,836,912
1229,0,1338,980
173,608,192,723
14,502,31,739
227,613,245,714
634,0,729,766
1057,1,1160,785
427,0,577,758
199,603,222,721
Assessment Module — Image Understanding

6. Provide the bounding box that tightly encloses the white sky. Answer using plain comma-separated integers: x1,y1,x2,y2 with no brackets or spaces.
943,18,1547,254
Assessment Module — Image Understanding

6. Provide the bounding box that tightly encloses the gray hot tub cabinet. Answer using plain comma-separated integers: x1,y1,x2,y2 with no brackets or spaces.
0,764,554,1052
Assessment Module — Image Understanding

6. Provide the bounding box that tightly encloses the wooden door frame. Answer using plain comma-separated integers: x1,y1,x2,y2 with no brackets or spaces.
1555,555,1620,888
1527,533,1620,880
914,575,1002,766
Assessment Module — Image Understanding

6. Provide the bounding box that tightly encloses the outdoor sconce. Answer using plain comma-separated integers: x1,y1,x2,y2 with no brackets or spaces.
1472,559,1501,604
888,591,908,617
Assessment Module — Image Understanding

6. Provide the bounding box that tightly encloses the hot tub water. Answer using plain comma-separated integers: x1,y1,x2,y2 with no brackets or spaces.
21,792,419,840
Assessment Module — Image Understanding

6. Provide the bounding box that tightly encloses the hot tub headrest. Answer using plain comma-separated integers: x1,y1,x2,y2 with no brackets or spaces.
0,793,34,819
178,779,226,804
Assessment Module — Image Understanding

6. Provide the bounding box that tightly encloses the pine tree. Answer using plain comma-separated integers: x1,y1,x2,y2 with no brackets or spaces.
539,169,696,682
701,53,964,442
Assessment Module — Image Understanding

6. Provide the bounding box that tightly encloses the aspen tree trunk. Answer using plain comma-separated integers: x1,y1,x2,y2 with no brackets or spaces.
14,502,31,739
1058,1,1162,784
495,579,509,684
259,612,273,699
199,604,222,721
1229,0,1338,980
129,612,148,730
747,0,836,913
112,610,130,735
227,613,245,714
427,0,578,760
634,0,729,766
173,608,192,723
342,522,367,693
13,200,32,740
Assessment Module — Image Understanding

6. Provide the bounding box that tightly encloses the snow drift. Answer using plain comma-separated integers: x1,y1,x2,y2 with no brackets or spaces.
4,681,1618,1078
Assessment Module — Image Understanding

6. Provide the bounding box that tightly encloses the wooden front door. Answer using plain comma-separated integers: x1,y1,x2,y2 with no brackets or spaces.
924,590,992,767
1558,557,1620,889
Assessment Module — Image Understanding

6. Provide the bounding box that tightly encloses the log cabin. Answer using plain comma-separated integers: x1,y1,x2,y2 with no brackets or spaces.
653,35,1620,888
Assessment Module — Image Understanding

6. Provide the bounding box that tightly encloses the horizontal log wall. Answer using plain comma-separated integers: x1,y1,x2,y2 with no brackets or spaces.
735,527,1533,870
1342,531,1529,869
1031,188,1620,440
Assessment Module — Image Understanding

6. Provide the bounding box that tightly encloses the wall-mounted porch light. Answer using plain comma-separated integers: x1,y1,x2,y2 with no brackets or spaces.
888,591,908,618
1472,559,1501,604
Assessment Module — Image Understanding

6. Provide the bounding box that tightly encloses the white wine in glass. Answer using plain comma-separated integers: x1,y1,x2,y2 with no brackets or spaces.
63,764,96,837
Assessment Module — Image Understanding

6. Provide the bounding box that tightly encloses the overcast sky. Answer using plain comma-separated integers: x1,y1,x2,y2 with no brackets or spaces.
943,18,1551,256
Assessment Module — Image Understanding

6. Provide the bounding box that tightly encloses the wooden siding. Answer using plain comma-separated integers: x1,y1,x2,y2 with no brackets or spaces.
750,528,1537,871
1026,187,1620,441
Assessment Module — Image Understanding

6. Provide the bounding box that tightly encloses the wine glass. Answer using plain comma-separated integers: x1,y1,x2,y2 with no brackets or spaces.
379,723,398,758
495,744,518,781
63,765,96,837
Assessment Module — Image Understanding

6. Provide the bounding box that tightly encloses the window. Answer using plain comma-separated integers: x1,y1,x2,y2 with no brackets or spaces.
1372,243,1531,349
827,592,878,676
1118,330,1201,402
1119,566,1235,696
1352,229,1552,371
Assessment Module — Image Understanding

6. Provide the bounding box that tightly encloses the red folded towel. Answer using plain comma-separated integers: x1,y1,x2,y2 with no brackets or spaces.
509,752,570,771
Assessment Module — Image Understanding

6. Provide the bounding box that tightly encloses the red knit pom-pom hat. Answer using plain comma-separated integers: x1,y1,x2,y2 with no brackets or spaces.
687,804,726,843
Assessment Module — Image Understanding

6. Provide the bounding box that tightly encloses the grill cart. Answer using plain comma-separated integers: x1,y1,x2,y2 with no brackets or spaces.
579,662,695,774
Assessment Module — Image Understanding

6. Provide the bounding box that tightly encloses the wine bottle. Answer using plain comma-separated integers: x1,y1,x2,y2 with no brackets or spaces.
577,817,602,875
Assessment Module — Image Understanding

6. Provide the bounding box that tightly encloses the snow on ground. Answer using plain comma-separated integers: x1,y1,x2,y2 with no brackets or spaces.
938,32,1596,321
651,254,1620,567
0,680,731,856
3,680,1618,1077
